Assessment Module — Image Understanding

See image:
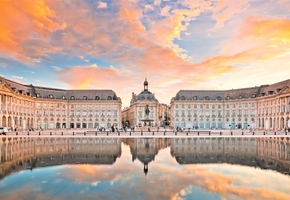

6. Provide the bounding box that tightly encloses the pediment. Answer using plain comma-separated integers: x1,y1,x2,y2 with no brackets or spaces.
0,84,14,93
280,86,290,95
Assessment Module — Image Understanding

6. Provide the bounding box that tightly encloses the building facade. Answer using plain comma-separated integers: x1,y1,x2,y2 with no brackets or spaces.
122,79,168,127
0,76,122,130
170,80,290,130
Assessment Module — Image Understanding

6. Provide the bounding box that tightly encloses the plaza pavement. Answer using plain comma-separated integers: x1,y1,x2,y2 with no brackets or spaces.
1,127,290,138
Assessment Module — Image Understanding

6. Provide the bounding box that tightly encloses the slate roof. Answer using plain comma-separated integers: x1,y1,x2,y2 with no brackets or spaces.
174,84,274,101
0,76,120,100
260,79,290,96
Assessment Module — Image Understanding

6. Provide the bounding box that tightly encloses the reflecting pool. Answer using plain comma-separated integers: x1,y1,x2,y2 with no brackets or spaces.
0,137,290,200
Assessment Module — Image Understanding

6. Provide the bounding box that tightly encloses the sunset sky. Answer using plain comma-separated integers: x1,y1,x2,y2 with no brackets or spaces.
0,0,290,107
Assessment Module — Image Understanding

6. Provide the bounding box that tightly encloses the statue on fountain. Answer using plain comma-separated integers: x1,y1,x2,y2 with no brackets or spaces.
145,104,150,118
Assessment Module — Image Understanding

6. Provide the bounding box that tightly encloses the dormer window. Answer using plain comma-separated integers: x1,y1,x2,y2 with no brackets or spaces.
226,96,231,100
193,96,198,100
107,96,112,100
36,93,40,98
95,96,100,100
49,94,54,99
70,96,75,100
268,91,274,95
62,95,66,100
83,96,88,100
205,96,210,100
239,95,243,99
252,94,256,98
217,96,222,100
261,93,265,96
181,96,185,100
277,88,281,93
147,97,151,100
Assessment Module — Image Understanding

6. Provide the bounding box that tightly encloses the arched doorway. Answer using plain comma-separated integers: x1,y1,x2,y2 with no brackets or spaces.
37,118,41,129
280,117,284,130
27,117,30,128
8,116,12,127
31,118,34,128
2,116,6,127
19,117,23,130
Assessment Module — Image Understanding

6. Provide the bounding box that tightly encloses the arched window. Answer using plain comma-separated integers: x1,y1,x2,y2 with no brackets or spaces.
70,96,75,100
107,96,112,100
239,95,243,99
205,96,210,100
36,93,41,98
217,96,222,100
49,94,54,99
226,96,231,100
252,94,256,98
95,96,100,100
147,97,151,100
83,96,87,100
62,95,66,100
193,96,198,100
180,96,185,100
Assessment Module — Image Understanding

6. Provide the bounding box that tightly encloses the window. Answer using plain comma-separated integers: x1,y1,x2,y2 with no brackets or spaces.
226,96,231,100
205,96,210,100
95,96,100,100
83,96,88,100
49,94,54,99
252,94,256,98
70,96,75,100
36,93,41,98
62,95,66,100
239,95,243,99
107,96,112,100
193,96,198,100
217,96,222,100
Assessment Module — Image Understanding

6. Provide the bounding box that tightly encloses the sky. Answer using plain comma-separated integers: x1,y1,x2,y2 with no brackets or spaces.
0,0,290,107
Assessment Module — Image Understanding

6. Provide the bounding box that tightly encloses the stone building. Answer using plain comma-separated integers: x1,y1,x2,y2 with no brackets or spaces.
121,79,167,127
170,79,290,130
0,76,122,130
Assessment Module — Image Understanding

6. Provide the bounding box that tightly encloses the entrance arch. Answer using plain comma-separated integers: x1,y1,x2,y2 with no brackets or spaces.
2,116,6,127
280,117,284,130
8,116,12,127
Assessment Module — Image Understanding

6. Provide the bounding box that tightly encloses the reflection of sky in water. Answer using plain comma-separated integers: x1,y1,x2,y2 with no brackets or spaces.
0,143,290,200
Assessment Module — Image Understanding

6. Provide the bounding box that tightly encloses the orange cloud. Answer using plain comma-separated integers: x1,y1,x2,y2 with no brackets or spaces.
0,0,65,63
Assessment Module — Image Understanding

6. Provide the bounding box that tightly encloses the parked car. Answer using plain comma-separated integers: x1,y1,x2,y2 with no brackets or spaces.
0,127,8,135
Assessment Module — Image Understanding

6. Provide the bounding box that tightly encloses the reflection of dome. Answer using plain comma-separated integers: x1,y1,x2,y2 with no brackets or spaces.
136,154,155,165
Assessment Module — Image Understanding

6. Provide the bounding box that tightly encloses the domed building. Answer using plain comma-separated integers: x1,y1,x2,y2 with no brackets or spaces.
122,79,168,128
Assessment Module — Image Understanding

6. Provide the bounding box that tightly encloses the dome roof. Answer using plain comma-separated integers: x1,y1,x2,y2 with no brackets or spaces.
136,90,155,101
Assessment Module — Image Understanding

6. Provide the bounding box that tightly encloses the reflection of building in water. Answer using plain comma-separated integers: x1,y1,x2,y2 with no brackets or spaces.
123,138,171,175
171,138,257,166
171,137,290,174
0,137,121,179
257,137,290,173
